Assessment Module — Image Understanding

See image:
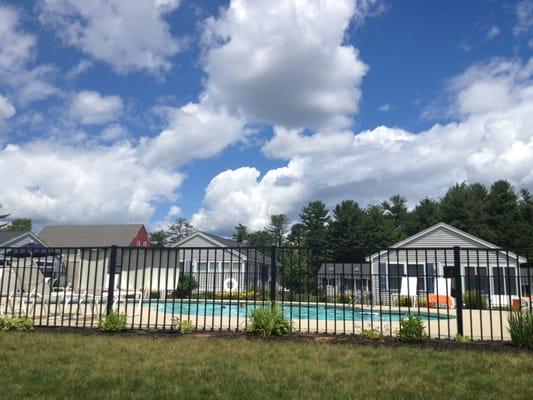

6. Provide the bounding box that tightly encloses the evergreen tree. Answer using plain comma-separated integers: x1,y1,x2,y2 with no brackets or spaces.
485,180,520,247
167,218,196,245
246,230,273,247
409,197,440,234
149,230,170,247
2,218,32,231
440,182,490,238
299,201,330,252
232,223,248,244
287,223,305,247
382,194,409,237
267,214,289,246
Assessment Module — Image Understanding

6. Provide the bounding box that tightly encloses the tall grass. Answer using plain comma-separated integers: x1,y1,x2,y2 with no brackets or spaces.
508,310,533,349
250,306,292,337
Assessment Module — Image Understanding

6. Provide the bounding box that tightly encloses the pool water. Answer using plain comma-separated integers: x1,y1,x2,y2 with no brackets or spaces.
151,301,449,322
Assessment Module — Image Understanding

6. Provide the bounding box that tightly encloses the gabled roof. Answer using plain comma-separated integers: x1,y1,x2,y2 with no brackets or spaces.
39,224,146,247
174,231,273,264
0,230,46,247
368,222,526,263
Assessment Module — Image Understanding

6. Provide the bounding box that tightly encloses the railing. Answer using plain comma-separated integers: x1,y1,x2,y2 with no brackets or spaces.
0,245,532,341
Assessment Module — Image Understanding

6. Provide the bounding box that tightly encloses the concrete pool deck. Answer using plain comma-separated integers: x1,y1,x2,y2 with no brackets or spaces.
1,300,515,341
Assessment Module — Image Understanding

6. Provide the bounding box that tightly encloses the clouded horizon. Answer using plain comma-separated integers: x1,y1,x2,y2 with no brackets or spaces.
0,0,532,234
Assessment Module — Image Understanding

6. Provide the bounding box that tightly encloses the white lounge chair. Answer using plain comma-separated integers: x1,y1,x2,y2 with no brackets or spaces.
392,276,419,307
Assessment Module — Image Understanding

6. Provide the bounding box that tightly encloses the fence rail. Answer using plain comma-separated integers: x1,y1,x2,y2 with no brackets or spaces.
0,245,532,341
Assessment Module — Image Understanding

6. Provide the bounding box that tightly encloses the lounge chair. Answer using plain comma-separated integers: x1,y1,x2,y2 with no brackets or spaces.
428,277,455,309
391,277,419,307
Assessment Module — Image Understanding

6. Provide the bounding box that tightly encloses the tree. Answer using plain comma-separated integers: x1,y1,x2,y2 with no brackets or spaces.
2,218,32,231
409,197,440,234
440,182,490,238
358,205,404,249
0,204,10,229
267,214,289,247
299,201,330,264
485,180,520,247
232,223,248,244
246,230,273,247
149,230,170,247
382,194,409,237
288,223,305,247
329,200,363,247
167,218,196,245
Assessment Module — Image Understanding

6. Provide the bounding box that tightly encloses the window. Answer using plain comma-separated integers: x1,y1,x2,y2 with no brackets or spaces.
379,263,387,290
407,264,425,291
464,267,490,294
343,278,354,290
198,262,208,273
492,267,518,296
388,264,403,291
323,278,335,286
426,263,435,293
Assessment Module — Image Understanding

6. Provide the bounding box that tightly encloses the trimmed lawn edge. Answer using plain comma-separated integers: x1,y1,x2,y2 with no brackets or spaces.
25,326,533,354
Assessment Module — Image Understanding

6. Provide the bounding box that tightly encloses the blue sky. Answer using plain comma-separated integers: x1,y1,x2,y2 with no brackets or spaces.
0,0,532,234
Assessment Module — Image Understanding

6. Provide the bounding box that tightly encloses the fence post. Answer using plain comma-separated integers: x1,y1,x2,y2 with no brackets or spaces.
453,246,464,336
106,245,117,316
270,246,277,307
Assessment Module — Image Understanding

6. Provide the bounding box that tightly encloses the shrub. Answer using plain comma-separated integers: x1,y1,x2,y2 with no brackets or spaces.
0,316,34,331
175,275,199,298
463,291,487,310
98,312,127,332
398,296,413,307
398,315,426,343
508,310,533,349
250,306,292,337
360,329,383,340
418,297,428,308
455,334,472,344
149,290,161,299
175,319,194,333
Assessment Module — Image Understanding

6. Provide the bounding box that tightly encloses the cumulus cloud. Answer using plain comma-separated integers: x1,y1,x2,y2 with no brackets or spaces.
0,5,58,105
514,0,533,38
201,0,368,130
38,0,183,74
0,95,16,129
70,90,123,125
141,102,245,167
487,25,500,40
0,140,183,226
192,57,533,233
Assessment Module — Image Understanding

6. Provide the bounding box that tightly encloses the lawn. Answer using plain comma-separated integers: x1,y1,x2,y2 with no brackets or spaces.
1,332,532,400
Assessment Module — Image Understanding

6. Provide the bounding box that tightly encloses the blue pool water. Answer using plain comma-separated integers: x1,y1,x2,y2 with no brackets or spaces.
151,301,449,322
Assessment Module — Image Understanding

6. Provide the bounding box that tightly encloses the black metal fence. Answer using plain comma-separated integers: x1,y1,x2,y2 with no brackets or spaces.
0,245,532,341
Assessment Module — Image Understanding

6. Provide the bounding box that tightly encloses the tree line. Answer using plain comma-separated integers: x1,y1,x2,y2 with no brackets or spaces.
230,180,533,251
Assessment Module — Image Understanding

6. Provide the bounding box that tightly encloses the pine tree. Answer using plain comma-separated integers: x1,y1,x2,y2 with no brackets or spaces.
232,223,248,244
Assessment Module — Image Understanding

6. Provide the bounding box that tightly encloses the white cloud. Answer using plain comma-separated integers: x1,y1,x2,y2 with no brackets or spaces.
201,0,368,130
378,104,391,112
66,60,93,80
0,95,16,129
38,0,183,74
0,5,58,106
70,90,123,125
0,140,183,226
487,25,501,40
100,123,128,142
514,0,533,38
141,102,245,167
192,57,533,233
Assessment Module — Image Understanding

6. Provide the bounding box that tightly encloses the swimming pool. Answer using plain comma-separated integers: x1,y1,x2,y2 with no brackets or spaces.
150,300,449,322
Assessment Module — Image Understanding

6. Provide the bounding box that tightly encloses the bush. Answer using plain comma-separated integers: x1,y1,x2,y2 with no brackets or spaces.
174,275,199,298
418,297,428,308
398,296,413,307
508,310,533,349
360,329,383,340
398,315,426,343
98,312,127,332
250,306,292,337
463,291,487,310
175,319,194,333
0,316,34,331
455,334,472,344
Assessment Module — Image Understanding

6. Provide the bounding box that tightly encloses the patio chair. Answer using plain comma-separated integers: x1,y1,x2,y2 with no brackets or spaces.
104,274,143,316
391,277,419,307
428,277,455,309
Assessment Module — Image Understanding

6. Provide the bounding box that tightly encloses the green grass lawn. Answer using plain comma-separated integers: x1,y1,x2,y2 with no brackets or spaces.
1,332,532,400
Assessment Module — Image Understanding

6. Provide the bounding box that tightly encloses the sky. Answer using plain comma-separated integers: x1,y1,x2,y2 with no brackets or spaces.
0,0,532,235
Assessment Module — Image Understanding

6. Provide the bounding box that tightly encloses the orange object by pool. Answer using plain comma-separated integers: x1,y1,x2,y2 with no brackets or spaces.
428,294,454,309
